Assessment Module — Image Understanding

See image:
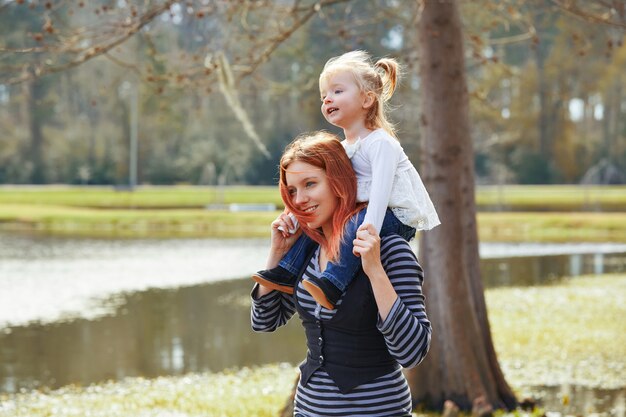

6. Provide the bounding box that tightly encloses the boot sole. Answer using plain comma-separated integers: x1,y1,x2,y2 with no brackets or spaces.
251,274,294,295
302,280,335,310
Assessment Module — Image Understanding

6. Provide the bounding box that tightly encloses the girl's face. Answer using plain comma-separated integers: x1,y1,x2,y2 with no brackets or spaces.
285,160,339,234
320,71,370,130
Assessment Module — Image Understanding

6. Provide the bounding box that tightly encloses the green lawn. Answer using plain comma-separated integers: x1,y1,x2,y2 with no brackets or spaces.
476,185,626,211
0,204,625,241
1,274,623,417
0,185,282,208
0,203,277,238
0,185,625,240
1,185,625,210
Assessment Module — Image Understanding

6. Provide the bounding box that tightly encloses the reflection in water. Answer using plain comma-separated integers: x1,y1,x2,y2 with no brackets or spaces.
481,252,625,287
0,232,270,327
0,279,305,392
529,385,625,417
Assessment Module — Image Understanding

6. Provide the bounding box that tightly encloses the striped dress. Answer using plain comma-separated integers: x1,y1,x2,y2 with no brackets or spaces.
251,235,431,417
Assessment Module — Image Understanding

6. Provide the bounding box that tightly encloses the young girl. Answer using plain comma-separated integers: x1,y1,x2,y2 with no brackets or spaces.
252,50,439,309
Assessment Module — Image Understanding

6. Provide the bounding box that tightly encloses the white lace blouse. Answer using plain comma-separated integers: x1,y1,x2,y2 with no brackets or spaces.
342,128,440,232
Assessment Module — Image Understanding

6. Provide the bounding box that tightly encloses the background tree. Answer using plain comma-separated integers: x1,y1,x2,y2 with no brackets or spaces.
2,0,625,185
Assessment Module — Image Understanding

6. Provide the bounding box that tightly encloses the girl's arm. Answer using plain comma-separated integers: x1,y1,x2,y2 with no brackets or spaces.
353,226,432,368
362,135,402,233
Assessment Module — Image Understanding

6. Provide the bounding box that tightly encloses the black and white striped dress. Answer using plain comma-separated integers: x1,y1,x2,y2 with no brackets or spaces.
251,235,431,417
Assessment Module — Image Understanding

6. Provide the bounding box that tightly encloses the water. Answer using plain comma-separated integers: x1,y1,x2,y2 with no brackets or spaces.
0,233,270,327
1,232,625,413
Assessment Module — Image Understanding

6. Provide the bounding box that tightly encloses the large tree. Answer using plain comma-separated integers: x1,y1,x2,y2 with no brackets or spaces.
406,1,517,410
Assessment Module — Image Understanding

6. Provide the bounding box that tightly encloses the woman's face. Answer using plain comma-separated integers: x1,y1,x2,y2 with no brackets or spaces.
285,160,339,234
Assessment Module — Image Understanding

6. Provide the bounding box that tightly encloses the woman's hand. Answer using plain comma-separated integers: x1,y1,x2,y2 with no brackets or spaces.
269,211,302,259
353,223,384,277
353,223,397,320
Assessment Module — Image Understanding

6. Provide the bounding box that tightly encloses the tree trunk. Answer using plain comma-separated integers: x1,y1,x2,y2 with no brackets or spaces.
25,73,46,184
531,6,557,167
609,80,622,158
535,46,551,156
405,1,517,411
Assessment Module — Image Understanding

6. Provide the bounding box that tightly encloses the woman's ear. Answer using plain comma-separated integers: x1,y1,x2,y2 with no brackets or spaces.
362,92,375,109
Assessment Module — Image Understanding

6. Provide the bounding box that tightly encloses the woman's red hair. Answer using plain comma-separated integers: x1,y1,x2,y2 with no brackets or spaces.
279,131,365,263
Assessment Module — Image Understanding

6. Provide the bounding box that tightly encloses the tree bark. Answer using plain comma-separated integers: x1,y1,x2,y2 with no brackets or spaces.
25,72,46,184
530,6,558,163
405,1,517,411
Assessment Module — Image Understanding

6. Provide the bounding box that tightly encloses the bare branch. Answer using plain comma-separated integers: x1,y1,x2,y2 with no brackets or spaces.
235,0,352,82
1,1,178,85
488,29,536,45
103,52,142,75
550,0,626,28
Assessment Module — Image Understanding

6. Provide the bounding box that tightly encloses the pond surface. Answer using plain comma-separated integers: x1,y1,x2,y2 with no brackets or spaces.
1,232,625,414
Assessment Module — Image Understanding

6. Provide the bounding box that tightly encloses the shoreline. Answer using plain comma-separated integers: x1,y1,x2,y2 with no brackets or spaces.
1,210,626,242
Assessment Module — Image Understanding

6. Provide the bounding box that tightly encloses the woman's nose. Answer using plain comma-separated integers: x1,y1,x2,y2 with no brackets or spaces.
294,191,308,205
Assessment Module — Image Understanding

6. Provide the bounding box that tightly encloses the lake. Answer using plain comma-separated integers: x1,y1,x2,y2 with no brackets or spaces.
1,232,625,413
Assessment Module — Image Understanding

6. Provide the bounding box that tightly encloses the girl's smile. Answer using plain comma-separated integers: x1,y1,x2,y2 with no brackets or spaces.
320,72,365,124
320,71,374,142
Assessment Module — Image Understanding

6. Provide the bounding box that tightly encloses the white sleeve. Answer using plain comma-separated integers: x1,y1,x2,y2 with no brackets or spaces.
362,138,401,233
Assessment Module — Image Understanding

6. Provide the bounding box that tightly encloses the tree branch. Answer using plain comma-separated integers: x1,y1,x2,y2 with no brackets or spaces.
1,1,178,85
235,0,351,82
550,0,626,28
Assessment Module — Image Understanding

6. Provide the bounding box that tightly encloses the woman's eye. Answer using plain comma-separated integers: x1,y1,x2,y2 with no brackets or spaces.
334,89,342,94
305,181,315,188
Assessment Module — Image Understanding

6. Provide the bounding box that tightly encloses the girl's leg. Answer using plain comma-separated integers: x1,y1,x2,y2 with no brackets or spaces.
320,208,366,291
302,209,366,309
251,234,315,294
320,209,414,291
303,209,415,309
278,234,315,275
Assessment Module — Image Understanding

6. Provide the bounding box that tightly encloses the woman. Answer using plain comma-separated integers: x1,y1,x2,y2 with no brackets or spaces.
251,131,431,417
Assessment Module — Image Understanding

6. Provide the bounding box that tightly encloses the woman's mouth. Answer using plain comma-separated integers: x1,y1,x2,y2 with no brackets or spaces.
303,205,318,213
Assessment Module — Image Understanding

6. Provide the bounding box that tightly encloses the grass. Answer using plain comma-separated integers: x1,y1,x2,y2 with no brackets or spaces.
1,274,624,417
476,185,626,211
0,185,282,208
0,204,278,238
476,212,626,242
1,203,625,242
1,185,625,240
487,274,626,390
0,185,625,210
0,364,299,417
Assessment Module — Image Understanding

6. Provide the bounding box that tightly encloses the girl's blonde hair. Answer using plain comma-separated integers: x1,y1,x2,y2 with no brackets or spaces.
279,131,366,263
319,50,400,137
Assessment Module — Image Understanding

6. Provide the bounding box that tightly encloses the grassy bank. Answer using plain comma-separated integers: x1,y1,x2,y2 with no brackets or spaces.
0,204,278,238
487,274,626,390
1,203,625,241
0,274,624,417
1,185,625,211
0,185,282,209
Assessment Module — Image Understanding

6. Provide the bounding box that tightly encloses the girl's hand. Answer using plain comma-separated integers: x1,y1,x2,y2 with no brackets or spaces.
270,211,301,257
353,223,384,277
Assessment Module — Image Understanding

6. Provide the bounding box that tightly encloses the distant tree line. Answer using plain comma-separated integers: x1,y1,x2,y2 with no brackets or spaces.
0,0,624,186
